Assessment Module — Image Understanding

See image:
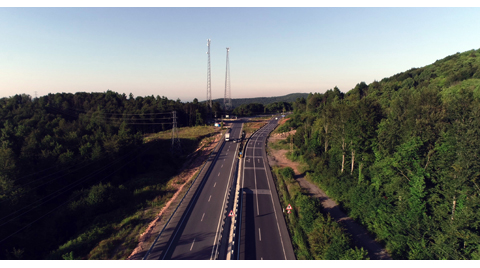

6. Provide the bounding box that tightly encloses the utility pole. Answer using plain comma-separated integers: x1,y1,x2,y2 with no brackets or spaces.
171,111,181,154
224,47,232,113
206,39,212,109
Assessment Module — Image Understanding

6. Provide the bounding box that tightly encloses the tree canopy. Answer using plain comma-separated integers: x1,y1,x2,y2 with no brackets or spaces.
280,48,480,259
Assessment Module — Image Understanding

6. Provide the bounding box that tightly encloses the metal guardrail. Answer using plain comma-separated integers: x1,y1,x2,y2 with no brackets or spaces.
228,120,272,259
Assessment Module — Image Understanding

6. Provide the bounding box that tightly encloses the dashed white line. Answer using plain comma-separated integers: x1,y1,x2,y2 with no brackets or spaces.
214,182,216,188
201,213,205,222
221,164,223,168
208,195,211,202
190,239,195,251
259,228,262,241
218,172,220,176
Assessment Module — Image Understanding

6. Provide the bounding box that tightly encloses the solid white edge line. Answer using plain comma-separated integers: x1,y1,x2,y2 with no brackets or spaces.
262,121,288,260
161,132,227,260
210,123,241,260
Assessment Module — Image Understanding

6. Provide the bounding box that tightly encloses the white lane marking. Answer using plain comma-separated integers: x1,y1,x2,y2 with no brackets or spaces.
253,131,260,215
190,239,195,251
214,182,216,187
208,195,211,202
259,228,262,241
211,125,241,260
221,164,223,168
201,213,205,222
218,172,220,177
261,257,263,260
263,153,288,260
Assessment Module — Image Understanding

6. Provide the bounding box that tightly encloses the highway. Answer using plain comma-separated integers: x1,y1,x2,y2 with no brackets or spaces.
238,117,296,260
145,121,243,260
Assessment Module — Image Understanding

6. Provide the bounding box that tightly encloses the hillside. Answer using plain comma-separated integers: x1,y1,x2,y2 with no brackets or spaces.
0,92,216,259
212,93,309,109
278,48,480,259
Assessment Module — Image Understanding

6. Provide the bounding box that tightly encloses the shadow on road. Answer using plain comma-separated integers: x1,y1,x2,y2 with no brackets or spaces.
243,188,257,260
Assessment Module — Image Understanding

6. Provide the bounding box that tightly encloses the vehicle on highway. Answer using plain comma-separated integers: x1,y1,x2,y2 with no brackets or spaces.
225,129,231,141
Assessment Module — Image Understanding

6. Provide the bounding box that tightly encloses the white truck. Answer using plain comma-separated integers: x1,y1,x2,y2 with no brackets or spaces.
225,132,230,142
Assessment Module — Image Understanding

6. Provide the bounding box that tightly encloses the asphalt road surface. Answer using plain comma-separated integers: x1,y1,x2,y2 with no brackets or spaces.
157,122,243,260
239,117,296,260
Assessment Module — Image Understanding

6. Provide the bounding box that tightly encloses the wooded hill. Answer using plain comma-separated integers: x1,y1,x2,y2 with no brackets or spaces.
277,48,480,259
212,93,308,109
0,91,218,259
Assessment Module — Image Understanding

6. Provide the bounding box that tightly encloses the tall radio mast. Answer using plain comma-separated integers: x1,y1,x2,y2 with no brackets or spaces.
224,47,232,112
206,39,212,108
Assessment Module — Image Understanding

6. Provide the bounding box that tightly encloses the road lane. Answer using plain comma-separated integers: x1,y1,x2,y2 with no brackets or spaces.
240,117,295,260
145,122,243,260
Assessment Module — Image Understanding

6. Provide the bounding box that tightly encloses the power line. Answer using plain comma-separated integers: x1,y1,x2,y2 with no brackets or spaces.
0,148,138,226
0,144,153,245
47,106,174,126
63,107,175,116
0,156,106,204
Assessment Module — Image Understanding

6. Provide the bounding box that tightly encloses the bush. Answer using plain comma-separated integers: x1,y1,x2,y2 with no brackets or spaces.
280,167,295,180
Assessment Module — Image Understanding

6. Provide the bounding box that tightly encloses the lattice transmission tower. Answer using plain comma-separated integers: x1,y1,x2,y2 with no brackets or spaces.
206,39,212,109
171,110,182,154
224,47,232,112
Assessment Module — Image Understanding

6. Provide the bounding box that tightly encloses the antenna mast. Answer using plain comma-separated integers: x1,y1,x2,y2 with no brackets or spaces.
224,47,232,112
206,39,212,108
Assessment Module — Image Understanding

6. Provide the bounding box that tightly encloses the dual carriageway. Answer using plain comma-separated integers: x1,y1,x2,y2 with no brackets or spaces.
144,117,295,260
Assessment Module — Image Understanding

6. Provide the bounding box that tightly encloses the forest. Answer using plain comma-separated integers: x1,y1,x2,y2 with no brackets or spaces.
276,48,480,259
0,91,221,259
212,92,307,109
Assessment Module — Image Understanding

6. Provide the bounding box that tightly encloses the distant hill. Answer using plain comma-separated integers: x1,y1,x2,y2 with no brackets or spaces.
211,93,309,109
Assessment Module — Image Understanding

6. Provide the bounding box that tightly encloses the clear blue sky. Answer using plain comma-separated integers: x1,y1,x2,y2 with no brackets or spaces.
1,6,480,102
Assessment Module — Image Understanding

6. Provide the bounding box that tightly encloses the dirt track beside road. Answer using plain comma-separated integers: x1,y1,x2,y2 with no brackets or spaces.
267,131,391,260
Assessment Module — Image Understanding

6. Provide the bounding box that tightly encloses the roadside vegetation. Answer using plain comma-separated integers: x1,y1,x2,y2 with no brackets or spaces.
242,118,269,138
278,48,480,259
268,137,369,260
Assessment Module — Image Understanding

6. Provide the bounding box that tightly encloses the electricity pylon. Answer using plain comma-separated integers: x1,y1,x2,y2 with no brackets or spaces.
171,110,182,154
